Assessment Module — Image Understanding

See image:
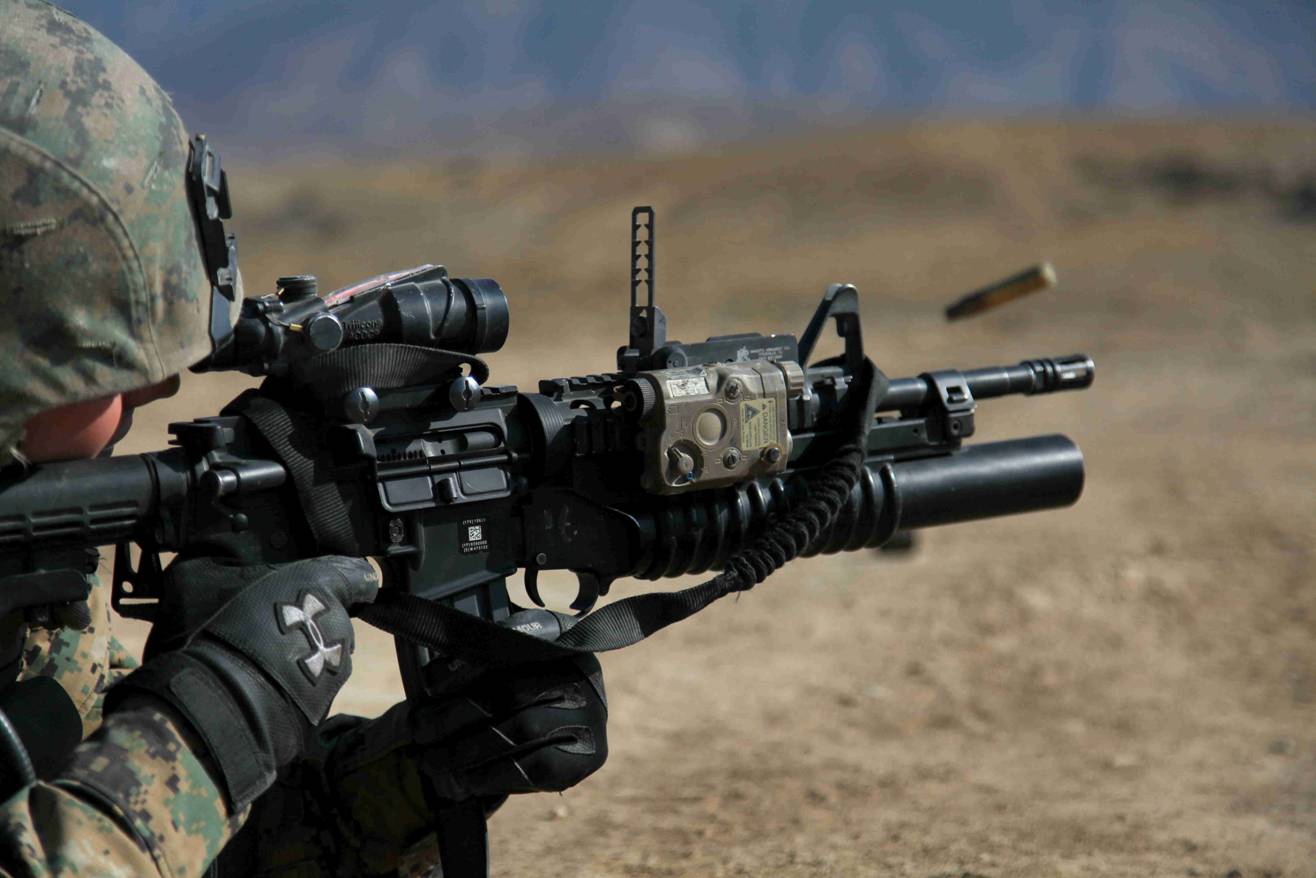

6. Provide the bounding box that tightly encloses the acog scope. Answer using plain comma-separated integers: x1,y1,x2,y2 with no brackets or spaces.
198,264,509,376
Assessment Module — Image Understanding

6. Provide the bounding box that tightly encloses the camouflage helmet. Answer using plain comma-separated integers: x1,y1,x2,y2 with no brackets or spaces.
0,0,241,464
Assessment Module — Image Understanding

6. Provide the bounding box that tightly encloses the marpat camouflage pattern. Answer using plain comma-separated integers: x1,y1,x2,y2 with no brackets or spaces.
0,577,242,878
0,0,237,466
0,4,448,874
0,703,243,878
20,574,136,739
0,1,244,872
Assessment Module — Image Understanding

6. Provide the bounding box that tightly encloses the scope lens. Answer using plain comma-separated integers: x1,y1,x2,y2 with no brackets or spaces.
450,277,510,354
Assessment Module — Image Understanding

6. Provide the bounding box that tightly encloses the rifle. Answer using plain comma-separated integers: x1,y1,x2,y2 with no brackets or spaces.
0,206,1093,875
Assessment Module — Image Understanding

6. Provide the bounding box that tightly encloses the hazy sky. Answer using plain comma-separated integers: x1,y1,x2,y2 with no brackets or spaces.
59,1,1316,156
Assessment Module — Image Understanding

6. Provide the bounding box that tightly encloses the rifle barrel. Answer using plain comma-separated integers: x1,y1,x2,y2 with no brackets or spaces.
878,354,1094,411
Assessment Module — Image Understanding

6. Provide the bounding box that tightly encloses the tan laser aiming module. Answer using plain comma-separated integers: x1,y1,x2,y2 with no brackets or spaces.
626,360,806,494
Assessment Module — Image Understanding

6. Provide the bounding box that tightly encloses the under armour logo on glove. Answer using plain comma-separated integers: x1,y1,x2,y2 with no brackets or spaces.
279,592,344,682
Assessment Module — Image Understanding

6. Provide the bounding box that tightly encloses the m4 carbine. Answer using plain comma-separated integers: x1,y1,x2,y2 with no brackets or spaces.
0,206,1092,875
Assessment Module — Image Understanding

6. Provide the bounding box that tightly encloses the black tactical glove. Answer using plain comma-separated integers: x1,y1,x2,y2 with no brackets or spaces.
411,654,608,801
208,653,607,876
108,555,378,810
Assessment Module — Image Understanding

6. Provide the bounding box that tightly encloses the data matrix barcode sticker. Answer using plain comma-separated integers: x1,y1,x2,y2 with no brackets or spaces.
460,518,489,554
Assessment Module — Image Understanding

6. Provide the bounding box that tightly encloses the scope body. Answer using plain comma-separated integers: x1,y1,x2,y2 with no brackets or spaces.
198,265,509,375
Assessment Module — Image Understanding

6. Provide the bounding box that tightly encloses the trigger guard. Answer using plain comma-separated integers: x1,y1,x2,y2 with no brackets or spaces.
523,566,546,608
569,572,602,615
523,567,609,615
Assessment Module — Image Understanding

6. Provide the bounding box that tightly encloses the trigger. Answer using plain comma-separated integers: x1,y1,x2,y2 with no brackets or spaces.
524,566,546,608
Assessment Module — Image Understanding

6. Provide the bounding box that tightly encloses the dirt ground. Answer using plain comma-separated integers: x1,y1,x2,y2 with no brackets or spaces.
116,119,1315,876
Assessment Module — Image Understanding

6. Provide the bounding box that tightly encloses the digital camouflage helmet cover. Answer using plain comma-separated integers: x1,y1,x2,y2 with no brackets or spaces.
0,0,241,464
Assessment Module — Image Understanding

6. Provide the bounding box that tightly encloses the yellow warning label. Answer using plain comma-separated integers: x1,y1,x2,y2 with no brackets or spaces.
739,397,777,449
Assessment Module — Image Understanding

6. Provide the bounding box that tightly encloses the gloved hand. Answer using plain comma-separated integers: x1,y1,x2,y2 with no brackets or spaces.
412,654,608,802
108,555,378,810
208,652,607,876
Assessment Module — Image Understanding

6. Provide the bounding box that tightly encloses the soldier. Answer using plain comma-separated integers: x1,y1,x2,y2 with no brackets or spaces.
0,2,607,875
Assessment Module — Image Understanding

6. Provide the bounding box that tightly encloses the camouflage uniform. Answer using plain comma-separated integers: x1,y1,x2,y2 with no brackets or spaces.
0,576,430,878
0,575,243,877
19,573,136,740
0,7,604,876
0,1,248,873
0,575,432,878
0,6,442,875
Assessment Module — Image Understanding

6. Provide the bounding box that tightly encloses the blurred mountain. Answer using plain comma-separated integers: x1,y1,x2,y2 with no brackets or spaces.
61,0,1316,158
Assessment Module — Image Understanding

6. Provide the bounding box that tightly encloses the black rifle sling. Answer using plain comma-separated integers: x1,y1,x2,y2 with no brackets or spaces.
280,343,490,395
226,391,359,554
230,348,883,663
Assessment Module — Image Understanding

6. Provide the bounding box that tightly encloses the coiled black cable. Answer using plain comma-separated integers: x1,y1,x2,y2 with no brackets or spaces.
0,709,35,799
691,357,882,600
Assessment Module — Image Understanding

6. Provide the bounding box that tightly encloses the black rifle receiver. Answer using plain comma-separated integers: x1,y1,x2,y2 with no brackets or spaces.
0,206,1093,876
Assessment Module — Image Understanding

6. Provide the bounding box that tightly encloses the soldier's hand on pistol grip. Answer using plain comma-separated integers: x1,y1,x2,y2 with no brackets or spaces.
107,556,379,810
412,654,609,802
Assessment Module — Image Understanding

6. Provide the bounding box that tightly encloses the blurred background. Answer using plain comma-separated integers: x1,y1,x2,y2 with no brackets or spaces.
73,1,1314,875
62,0,1316,160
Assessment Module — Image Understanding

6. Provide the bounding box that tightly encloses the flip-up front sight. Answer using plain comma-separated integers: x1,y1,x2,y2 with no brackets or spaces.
617,207,799,373
619,207,666,372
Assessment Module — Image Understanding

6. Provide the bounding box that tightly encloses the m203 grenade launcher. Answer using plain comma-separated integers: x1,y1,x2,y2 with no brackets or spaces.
0,205,1093,874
